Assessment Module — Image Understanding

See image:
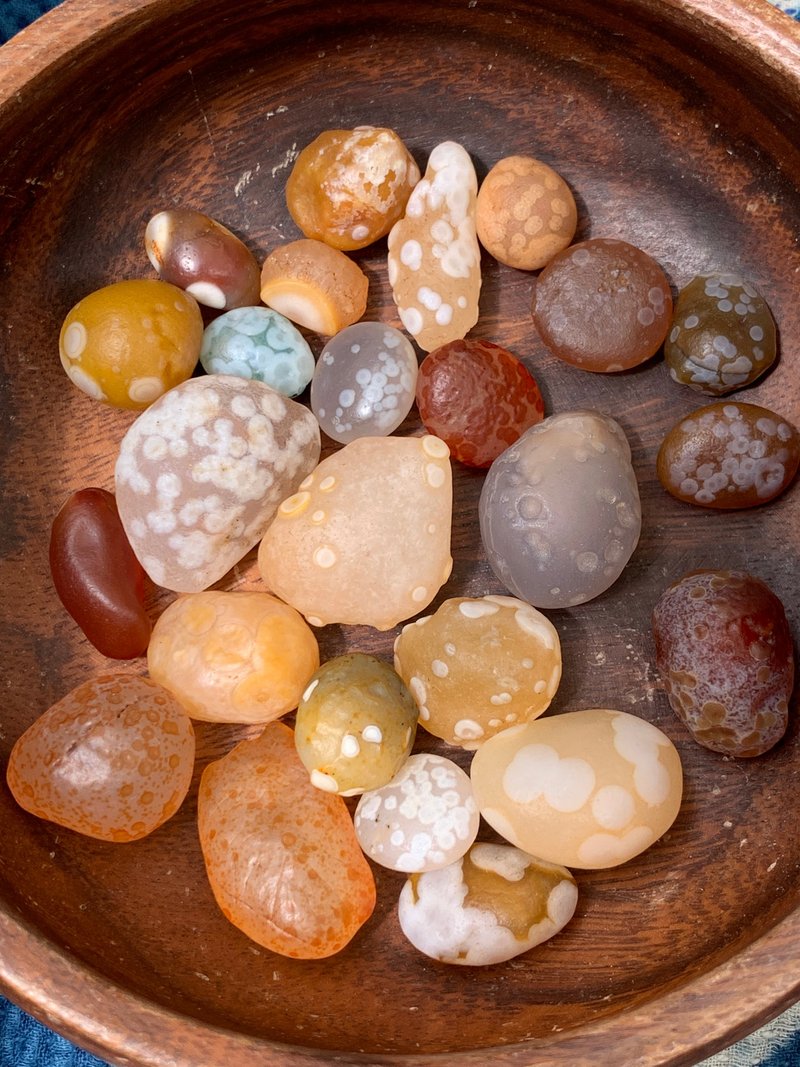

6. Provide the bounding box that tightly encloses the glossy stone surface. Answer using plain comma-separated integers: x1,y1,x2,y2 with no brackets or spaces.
354,753,479,872
470,709,683,869
479,411,641,608
531,238,672,372
200,306,314,397
387,141,481,352
664,272,777,394
147,590,319,724
393,595,561,748
415,338,545,467
144,207,261,310
49,487,151,659
115,375,320,593
311,322,418,441
260,238,368,335
59,279,202,409
258,434,453,630
7,674,195,842
398,842,578,965
295,653,417,796
198,721,376,959
652,570,794,757
476,155,577,270
286,126,420,250
657,401,800,509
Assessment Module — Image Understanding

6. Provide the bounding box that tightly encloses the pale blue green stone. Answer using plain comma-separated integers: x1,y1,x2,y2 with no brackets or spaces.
200,306,315,397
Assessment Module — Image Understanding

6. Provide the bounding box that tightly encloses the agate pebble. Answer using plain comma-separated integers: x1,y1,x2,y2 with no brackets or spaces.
470,709,683,869
115,375,320,593
311,322,418,441
200,306,314,397
657,401,800,509
198,721,376,959
354,753,479,872
295,654,418,796
147,590,320,724
393,595,561,748
480,411,642,609
665,272,777,394
7,674,195,842
415,338,545,467
397,842,578,966
652,570,794,757
531,238,672,372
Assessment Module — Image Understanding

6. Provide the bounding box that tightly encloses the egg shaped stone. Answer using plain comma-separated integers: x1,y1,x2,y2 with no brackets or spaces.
295,654,418,796
397,842,578,965
311,322,418,442
657,400,799,509
115,375,320,593
470,709,683,870
393,595,561,748
354,753,479,871
200,306,315,397
258,434,453,630
479,411,641,609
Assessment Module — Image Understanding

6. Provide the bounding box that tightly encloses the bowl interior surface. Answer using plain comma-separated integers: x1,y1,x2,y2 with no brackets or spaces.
1,0,800,1063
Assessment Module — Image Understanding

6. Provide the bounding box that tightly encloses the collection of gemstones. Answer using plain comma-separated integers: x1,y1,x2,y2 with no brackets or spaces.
9,126,798,965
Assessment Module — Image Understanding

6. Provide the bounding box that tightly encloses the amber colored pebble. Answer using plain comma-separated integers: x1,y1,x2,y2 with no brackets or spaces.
198,721,376,958
476,155,577,270
657,401,800,509
6,674,195,842
260,239,368,335
652,570,794,757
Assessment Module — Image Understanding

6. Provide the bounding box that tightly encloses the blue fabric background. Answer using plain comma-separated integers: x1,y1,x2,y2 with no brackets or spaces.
1,0,799,1064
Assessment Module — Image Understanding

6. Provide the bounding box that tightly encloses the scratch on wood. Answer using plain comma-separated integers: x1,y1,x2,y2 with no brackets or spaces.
187,68,217,159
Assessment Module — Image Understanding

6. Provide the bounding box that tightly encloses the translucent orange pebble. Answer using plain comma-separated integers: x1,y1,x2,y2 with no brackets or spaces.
286,126,420,251
198,721,376,958
260,239,368,335
6,674,195,842
147,590,320,724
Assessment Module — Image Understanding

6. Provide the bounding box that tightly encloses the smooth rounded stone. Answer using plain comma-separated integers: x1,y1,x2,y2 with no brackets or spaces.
295,654,417,796
476,155,578,271
115,375,320,593
479,411,641,609
311,322,418,442
397,842,578,965
652,570,794,757
258,434,453,630
393,595,561,749
147,591,320,724
354,753,479,872
415,338,545,468
664,272,777,395
7,674,195,842
200,306,314,397
198,721,376,959
657,400,800,509
470,709,683,870
387,141,482,352
531,238,672,372
286,125,420,250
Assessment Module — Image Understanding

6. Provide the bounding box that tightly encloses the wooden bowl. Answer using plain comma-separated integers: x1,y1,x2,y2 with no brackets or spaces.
1,0,799,1063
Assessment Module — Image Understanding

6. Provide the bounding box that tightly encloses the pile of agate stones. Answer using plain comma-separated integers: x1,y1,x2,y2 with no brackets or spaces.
8,126,797,966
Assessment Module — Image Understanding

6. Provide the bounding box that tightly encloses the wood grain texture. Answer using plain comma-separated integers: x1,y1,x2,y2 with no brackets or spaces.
0,0,799,1064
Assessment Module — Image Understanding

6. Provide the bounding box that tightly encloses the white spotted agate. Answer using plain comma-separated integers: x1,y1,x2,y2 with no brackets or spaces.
479,411,641,609
257,434,453,630
470,709,683,870
387,141,481,353
397,842,578,965
200,306,314,397
354,753,479,872
311,322,418,442
115,375,320,592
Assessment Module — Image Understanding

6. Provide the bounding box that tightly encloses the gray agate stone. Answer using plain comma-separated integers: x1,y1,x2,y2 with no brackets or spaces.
479,411,641,609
